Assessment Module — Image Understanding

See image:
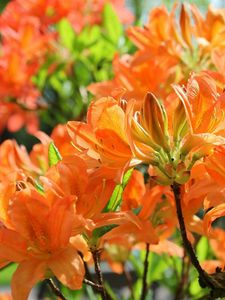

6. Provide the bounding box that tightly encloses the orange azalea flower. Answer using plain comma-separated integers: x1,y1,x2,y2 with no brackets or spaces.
138,184,176,240
0,180,89,300
0,139,41,180
67,97,137,182
208,228,225,269
121,169,145,211
89,53,173,102
42,156,154,251
0,101,40,134
89,4,225,101
182,163,225,218
204,145,225,185
29,125,77,173
51,124,77,157
2,0,133,32
101,182,176,249
203,203,225,235
0,294,12,300
67,0,133,33
126,72,225,185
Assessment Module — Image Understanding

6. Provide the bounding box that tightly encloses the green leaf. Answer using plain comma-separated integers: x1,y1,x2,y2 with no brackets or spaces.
102,3,123,44
196,236,209,262
104,184,123,212
122,168,133,188
0,263,17,285
104,281,118,300
48,142,62,167
34,180,44,195
104,169,133,212
58,19,76,51
189,277,206,297
92,224,118,240
85,285,99,300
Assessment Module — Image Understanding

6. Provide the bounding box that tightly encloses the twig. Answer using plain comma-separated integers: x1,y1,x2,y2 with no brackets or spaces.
123,263,135,300
83,278,103,290
47,278,67,300
174,252,189,300
91,248,107,300
171,183,214,289
140,243,150,300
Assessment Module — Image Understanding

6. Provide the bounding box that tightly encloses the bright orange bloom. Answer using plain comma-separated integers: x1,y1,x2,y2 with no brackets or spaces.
67,97,136,182
89,53,173,102
182,164,225,218
0,139,41,180
89,4,225,101
126,72,225,185
101,184,176,248
0,182,88,300
204,145,225,185
121,169,145,211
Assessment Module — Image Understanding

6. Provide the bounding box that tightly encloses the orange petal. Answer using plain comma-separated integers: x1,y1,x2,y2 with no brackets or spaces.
11,260,46,300
48,246,84,290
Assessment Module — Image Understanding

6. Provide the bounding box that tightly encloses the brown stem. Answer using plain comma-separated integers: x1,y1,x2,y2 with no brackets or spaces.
174,252,189,300
140,243,150,300
83,278,103,290
123,263,135,300
91,248,107,300
47,278,67,300
171,183,214,289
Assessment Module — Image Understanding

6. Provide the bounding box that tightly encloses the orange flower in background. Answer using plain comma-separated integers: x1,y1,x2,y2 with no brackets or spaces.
0,294,12,300
8,0,133,31
90,4,225,101
0,0,133,133
89,53,173,102
0,140,41,179
0,15,50,133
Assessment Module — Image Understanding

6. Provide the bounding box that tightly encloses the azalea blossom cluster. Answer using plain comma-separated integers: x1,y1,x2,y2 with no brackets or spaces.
1,72,225,299
90,4,225,101
1,2,225,300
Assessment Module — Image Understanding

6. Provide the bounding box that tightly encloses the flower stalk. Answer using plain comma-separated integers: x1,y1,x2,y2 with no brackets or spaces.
91,248,107,300
171,183,215,289
47,278,68,300
140,243,150,300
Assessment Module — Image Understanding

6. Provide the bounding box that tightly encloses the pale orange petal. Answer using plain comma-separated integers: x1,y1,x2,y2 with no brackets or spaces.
11,260,46,300
48,247,84,290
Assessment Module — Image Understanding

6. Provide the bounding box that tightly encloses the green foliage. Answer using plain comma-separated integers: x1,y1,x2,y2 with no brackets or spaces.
196,237,210,262
104,169,133,212
34,180,45,195
103,4,123,44
33,3,132,130
58,19,77,52
0,264,17,285
48,142,62,167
